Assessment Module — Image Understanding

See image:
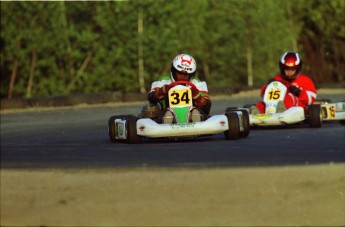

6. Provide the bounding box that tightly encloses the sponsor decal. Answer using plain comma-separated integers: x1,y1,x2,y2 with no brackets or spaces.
171,123,195,129
139,126,145,131
220,121,226,126
177,65,192,71
266,107,275,113
181,56,192,65
252,113,272,120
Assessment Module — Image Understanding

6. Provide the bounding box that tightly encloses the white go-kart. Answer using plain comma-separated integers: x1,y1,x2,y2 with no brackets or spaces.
108,81,250,144
226,81,345,128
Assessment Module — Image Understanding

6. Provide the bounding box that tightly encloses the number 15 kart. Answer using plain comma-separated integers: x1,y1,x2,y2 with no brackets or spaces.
226,81,345,128
108,81,250,144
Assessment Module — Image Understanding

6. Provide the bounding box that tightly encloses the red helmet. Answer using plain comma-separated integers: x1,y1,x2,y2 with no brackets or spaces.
279,51,303,81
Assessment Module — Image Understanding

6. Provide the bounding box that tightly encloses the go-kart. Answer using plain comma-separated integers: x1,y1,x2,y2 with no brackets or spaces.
226,81,345,128
108,81,250,144
314,98,345,126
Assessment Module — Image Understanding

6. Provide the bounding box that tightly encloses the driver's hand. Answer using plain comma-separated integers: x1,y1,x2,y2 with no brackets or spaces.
290,85,301,97
154,84,170,100
191,87,207,107
191,87,200,99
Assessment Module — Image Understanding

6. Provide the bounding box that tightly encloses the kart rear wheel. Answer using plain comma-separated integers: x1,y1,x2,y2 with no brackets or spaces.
308,104,322,128
126,115,142,144
224,112,240,140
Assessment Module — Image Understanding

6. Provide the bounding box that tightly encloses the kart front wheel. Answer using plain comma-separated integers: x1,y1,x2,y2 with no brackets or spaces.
108,116,117,142
238,110,250,138
108,115,128,143
126,115,142,144
224,112,240,140
226,108,250,138
308,104,322,128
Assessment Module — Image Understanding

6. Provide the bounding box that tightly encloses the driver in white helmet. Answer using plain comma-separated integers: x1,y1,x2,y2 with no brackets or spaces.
146,54,211,123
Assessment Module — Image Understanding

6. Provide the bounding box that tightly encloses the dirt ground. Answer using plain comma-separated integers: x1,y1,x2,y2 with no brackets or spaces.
1,164,344,226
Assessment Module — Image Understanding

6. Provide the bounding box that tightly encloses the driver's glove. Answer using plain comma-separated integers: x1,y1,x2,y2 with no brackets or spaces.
290,85,301,97
154,84,170,100
192,88,207,107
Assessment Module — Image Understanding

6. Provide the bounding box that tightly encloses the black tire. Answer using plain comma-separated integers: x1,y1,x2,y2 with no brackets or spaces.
225,109,250,138
225,107,238,113
108,116,117,142
238,109,250,138
308,104,322,128
126,115,142,144
224,112,240,140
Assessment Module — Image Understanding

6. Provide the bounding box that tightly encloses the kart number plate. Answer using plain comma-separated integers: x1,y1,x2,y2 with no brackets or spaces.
327,104,336,119
266,89,282,100
169,89,192,107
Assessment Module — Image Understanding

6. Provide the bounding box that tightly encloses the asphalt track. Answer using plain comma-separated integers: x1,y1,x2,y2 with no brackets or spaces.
1,97,344,169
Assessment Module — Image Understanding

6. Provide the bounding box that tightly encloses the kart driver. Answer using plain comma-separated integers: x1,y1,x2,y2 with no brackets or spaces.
142,54,211,124
253,51,317,114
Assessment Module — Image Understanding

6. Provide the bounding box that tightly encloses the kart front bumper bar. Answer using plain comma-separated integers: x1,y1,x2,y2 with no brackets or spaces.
136,115,229,138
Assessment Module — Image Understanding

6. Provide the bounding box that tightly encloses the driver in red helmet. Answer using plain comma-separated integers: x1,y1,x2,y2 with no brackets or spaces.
253,51,317,114
145,54,211,123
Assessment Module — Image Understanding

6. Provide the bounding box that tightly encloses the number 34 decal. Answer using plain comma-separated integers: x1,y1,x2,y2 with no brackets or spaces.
169,89,192,106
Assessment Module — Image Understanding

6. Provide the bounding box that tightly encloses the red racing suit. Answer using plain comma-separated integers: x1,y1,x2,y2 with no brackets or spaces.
256,73,317,113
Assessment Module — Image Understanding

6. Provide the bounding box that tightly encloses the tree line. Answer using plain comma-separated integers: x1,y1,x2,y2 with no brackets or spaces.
1,0,344,99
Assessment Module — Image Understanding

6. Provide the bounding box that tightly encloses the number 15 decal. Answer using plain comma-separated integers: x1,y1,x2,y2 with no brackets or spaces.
267,90,281,100
329,105,335,118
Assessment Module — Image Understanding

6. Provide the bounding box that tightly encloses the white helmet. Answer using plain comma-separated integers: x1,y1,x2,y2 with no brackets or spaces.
170,54,197,82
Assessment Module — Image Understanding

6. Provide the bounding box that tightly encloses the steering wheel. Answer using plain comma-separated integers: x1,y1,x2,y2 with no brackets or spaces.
269,79,290,89
168,81,197,91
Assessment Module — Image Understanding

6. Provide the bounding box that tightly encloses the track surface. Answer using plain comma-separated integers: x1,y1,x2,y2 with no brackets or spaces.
1,96,344,169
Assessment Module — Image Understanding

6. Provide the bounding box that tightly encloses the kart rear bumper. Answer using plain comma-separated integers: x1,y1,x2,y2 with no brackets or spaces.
320,102,345,121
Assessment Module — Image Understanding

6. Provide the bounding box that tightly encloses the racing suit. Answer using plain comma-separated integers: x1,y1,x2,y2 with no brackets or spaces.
256,73,317,113
148,75,212,115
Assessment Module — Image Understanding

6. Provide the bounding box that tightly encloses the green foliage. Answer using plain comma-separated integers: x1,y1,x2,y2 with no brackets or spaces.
295,0,345,84
1,0,343,98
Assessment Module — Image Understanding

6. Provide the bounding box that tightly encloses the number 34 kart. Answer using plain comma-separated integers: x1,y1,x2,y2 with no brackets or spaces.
108,81,250,144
